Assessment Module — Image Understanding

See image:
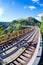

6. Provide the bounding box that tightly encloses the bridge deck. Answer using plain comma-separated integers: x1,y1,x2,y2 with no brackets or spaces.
0,27,41,65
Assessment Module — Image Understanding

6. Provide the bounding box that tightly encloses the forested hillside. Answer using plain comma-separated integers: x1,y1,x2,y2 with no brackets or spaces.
0,17,40,36
40,15,43,37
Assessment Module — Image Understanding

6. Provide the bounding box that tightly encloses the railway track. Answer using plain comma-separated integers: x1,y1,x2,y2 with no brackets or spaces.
0,28,35,53
0,27,39,65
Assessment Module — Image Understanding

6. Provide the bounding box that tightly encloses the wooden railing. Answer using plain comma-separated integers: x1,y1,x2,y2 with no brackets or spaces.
0,27,34,44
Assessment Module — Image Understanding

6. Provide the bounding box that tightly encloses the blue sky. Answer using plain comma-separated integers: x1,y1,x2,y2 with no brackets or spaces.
0,0,43,22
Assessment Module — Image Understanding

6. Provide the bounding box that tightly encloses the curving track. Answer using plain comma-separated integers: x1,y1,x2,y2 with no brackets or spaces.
0,27,40,65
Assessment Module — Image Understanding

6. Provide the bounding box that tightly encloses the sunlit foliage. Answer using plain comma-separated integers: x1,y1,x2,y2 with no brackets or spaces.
40,15,43,36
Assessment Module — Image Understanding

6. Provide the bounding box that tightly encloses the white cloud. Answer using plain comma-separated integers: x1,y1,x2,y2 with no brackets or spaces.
0,7,3,16
37,14,41,17
24,5,36,10
35,17,41,21
37,13,43,17
24,5,27,9
28,6,36,10
32,0,39,2
35,13,43,21
14,17,17,20
32,0,43,7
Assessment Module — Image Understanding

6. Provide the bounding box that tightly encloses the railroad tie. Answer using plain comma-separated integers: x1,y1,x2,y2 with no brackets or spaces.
20,55,29,62
25,50,32,55
23,53,31,58
17,58,26,64
13,60,21,65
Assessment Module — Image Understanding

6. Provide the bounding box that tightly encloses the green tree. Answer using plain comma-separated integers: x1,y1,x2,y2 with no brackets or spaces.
0,25,3,35
40,14,43,36
13,23,21,31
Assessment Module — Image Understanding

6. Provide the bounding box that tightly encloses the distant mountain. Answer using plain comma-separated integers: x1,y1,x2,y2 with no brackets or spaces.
0,17,41,35
0,22,10,29
26,17,40,25
0,22,10,35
